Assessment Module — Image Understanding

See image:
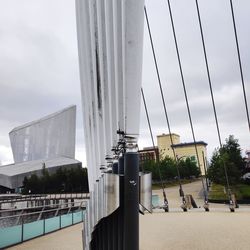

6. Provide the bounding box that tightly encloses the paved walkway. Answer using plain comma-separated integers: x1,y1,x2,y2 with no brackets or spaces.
7,224,83,250
153,180,207,207
140,211,250,250
8,181,250,250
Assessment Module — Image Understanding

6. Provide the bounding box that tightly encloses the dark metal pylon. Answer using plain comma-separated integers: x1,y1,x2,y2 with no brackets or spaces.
90,130,140,250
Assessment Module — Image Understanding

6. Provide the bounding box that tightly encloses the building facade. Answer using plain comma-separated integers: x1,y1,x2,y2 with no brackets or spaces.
157,133,208,175
0,106,79,192
9,105,76,163
0,157,81,191
157,133,180,158
139,147,159,167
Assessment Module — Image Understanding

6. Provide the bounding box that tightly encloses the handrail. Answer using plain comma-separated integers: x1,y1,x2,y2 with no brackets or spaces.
0,192,89,200
0,203,85,221
0,193,90,204
0,209,85,249
0,194,45,201
0,200,87,215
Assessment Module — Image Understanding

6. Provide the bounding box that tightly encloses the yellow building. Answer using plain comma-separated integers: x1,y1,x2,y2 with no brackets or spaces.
157,133,180,158
157,133,208,175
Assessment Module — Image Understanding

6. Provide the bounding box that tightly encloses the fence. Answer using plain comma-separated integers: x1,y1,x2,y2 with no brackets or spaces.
0,193,89,205
0,209,85,249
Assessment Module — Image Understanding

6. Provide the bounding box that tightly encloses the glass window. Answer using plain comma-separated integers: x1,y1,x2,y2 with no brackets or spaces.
23,220,44,241
0,225,22,248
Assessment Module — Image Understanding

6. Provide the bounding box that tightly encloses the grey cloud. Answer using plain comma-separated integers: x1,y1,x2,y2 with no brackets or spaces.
0,1,85,164
0,0,250,165
140,0,250,158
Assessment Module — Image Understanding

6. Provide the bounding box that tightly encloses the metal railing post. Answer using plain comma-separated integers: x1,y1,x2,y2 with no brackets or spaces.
21,215,24,243
59,213,62,229
43,218,45,235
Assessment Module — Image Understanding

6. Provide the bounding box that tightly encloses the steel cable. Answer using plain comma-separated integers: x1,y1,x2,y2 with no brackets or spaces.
144,6,184,199
229,0,250,132
141,87,168,204
165,0,208,202
195,0,231,201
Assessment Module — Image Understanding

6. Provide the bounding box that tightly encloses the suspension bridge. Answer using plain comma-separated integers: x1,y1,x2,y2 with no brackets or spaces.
1,0,250,249
76,0,250,249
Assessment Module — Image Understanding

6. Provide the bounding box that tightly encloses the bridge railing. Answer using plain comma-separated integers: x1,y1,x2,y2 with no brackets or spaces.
0,207,85,249
0,200,87,219
0,193,90,204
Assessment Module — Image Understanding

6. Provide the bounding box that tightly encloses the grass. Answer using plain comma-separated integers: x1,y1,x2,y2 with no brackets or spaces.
209,183,250,201
208,184,227,200
235,184,250,200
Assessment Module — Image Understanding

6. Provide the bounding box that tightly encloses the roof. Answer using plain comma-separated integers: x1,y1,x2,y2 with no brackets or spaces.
157,133,180,138
9,105,76,133
171,141,207,148
0,157,81,177
139,146,158,152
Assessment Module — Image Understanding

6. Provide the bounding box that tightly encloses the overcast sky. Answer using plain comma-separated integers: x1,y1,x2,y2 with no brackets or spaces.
0,0,249,166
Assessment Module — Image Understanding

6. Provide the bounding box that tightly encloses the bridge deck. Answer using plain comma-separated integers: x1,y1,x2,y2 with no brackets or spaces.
6,182,250,249
6,209,250,250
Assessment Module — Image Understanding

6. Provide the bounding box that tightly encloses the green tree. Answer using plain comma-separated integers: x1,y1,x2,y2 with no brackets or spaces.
22,167,89,194
207,135,244,185
142,156,200,181
143,160,159,180
159,157,177,180
28,174,41,194
178,157,201,178
40,163,50,193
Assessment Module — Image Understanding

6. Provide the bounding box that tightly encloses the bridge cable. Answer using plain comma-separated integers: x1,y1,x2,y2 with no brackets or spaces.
144,6,185,203
165,0,208,204
141,87,169,210
195,0,232,205
229,0,250,132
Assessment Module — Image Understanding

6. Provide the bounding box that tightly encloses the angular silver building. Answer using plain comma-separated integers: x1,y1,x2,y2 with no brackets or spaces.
0,105,79,192
9,105,76,163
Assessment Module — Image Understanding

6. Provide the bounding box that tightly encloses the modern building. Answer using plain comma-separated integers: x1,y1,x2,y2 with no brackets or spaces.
157,133,208,175
9,105,76,163
0,157,81,191
0,105,79,192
